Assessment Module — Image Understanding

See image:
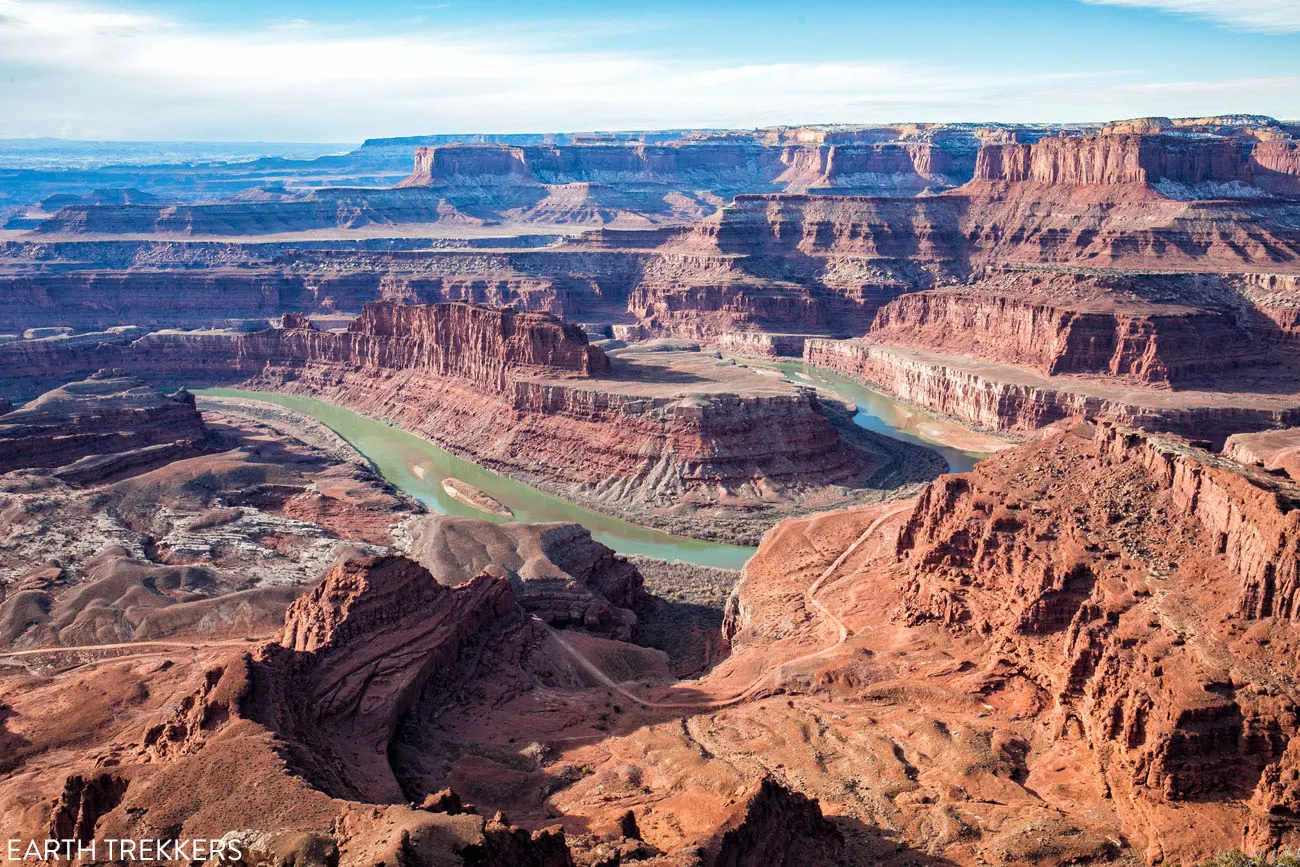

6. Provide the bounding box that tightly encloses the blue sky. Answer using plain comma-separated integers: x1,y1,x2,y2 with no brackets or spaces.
0,0,1297,140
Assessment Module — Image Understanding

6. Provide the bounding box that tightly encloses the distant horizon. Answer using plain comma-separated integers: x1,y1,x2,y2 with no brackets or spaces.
2,112,1298,148
2,0,1299,140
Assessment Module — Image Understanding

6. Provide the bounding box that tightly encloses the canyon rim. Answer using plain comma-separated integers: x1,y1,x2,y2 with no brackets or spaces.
3,1,1300,865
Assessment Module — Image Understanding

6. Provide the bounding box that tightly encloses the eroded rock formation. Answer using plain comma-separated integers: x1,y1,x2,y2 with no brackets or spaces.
0,543,847,866
865,272,1267,385
698,423,1300,862
0,371,207,476
973,132,1254,189
805,337,1300,442
261,554,519,801
0,386,417,650
1225,427,1300,482
404,516,648,640
893,423,1300,857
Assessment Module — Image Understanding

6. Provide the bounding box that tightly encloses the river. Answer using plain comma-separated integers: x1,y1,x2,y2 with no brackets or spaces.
197,371,991,570
763,361,994,473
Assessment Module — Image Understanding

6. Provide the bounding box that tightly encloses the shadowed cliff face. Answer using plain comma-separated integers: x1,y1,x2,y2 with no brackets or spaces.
403,515,649,641
260,554,521,802
1255,140,1300,195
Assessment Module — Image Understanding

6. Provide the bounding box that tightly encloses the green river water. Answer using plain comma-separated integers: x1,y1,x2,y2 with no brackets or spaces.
198,370,989,570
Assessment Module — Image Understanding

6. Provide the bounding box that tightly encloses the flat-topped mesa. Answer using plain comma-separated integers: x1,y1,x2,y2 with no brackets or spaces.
773,141,977,194
1224,427,1300,483
401,141,776,190
866,272,1266,386
401,145,533,186
399,134,990,199
972,133,1254,190
1098,114,1290,137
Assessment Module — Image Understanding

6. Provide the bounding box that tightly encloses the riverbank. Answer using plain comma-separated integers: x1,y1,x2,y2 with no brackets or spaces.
196,387,758,568
198,364,949,548
739,358,1016,471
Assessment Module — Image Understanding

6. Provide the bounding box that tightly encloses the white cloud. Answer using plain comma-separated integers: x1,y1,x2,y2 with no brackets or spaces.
1081,0,1300,33
0,0,1296,140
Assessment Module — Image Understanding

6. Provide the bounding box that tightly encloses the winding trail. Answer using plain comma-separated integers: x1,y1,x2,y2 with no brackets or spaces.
545,503,912,711
0,638,263,669
4,503,909,713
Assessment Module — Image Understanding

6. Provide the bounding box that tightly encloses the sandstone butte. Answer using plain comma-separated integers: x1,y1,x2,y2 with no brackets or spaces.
0,300,941,545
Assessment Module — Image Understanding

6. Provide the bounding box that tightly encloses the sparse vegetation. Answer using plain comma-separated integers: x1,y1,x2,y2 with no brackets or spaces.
1195,851,1300,866
628,555,741,677
628,555,739,609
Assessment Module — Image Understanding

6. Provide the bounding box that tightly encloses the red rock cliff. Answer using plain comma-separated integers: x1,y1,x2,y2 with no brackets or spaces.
328,301,610,388
1253,139,1300,195
868,282,1263,385
894,423,1300,854
404,145,533,185
105,301,608,392
804,337,1300,441
0,301,903,544
402,138,981,196
973,133,1253,187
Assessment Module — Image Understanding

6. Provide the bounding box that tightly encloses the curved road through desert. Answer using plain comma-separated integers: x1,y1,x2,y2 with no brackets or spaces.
3,504,908,713
545,503,912,711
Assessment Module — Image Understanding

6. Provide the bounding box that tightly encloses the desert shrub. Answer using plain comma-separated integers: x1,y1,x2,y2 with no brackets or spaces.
1196,851,1300,867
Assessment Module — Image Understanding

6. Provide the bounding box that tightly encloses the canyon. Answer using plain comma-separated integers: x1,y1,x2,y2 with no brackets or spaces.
0,301,940,544
5,123,1022,234
4,114,1300,866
